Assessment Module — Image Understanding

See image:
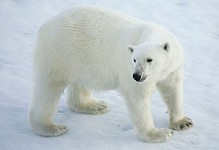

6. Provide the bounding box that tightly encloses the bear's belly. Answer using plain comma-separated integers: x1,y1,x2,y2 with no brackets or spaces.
83,77,119,91
70,66,120,91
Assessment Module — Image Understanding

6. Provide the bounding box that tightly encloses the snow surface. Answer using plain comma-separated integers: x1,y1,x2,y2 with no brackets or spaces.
0,0,219,149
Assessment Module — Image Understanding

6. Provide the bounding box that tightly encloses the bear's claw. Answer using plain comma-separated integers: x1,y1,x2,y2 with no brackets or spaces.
170,116,193,131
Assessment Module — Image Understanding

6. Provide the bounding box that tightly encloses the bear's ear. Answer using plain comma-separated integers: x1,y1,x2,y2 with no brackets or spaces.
128,45,135,54
161,42,169,52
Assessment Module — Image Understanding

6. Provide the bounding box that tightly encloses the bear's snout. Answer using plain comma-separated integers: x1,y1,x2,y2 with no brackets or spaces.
133,73,147,82
133,73,141,81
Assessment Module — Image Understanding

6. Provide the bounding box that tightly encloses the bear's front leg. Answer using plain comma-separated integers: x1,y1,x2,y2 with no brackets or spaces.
121,85,173,143
157,66,193,131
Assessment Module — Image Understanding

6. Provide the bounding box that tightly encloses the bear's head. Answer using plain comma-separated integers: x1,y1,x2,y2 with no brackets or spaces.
128,42,169,82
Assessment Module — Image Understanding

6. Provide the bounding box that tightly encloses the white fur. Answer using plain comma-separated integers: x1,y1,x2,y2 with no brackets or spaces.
29,6,193,142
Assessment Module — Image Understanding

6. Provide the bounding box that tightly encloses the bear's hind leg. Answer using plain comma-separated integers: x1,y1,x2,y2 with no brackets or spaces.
29,81,67,136
67,84,108,115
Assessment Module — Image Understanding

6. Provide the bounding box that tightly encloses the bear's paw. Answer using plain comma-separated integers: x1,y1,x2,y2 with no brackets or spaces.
169,116,193,131
141,128,174,143
33,124,68,137
72,100,109,115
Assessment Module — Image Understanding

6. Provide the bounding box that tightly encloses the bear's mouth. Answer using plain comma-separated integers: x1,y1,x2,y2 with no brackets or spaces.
139,75,147,82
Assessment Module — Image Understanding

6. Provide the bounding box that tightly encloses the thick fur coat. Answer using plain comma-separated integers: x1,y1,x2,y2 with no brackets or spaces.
29,6,193,143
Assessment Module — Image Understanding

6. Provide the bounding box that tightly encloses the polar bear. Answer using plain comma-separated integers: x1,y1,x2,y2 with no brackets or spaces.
29,6,193,143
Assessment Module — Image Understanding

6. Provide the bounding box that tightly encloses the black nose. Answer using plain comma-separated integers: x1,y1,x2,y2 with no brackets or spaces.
133,73,141,81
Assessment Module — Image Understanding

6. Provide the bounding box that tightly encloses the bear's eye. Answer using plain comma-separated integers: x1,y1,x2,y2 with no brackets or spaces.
133,59,136,62
147,58,153,63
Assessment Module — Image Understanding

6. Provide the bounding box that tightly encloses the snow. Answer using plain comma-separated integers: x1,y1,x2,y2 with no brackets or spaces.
0,0,219,149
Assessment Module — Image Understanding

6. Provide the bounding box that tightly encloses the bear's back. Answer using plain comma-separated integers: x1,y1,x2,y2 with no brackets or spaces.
57,6,143,26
